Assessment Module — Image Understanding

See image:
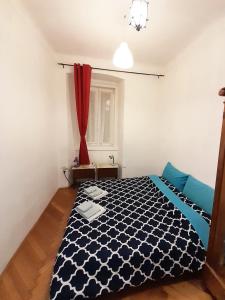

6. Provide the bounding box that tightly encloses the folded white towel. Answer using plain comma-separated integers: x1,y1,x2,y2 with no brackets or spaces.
84,186,108,200
76,201,106,222
92,190,108,200
87,204,106,222
76,201,92,213
84,186,98,194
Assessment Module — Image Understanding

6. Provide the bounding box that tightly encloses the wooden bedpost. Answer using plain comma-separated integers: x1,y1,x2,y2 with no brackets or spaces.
218,87,225,97
203,87,225,298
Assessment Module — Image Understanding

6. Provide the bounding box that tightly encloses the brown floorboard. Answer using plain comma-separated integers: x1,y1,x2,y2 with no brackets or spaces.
0,187,212,300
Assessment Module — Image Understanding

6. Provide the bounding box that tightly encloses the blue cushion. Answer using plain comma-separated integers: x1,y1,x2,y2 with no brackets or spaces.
183,176,214,215
162,162,188,191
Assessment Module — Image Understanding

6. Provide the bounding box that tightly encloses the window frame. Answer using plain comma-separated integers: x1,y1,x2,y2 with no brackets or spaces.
87,79,119,151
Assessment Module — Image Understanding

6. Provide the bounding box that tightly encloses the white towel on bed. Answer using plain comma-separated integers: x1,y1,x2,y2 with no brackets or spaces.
84,186,108,200
76,201,106,222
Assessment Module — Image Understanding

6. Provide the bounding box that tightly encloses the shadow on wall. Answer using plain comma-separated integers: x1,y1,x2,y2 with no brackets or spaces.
66,73,79,162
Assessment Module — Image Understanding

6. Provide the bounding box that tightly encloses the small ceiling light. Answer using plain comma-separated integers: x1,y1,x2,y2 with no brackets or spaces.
113,42,134,69
129,0,149,31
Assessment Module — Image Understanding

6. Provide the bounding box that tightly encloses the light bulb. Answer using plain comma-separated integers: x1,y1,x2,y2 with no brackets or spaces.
113,42,134,69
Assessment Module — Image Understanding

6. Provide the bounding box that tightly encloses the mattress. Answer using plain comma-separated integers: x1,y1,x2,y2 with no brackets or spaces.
50,176,210,300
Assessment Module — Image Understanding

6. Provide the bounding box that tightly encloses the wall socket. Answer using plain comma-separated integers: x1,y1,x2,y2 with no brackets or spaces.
62,166,69,172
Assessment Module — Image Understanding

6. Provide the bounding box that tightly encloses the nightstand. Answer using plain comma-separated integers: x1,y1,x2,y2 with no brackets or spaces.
72,164,96,186
97,164,119,180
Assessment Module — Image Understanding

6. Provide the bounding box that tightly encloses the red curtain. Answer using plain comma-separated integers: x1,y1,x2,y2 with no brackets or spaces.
74,64,92,165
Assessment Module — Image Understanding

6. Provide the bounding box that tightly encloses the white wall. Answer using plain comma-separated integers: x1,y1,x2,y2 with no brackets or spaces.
158,15,225,187
55,54,163,185
0,0,59,273
122,73,162,177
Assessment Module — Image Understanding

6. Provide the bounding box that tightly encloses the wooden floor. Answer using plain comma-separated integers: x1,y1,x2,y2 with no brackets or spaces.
0,188,212,300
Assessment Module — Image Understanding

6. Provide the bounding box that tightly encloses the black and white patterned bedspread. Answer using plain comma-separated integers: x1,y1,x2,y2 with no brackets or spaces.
50,177,210,300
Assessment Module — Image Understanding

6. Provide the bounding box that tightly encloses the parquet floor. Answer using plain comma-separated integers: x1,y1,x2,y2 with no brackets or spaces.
0,188,212,300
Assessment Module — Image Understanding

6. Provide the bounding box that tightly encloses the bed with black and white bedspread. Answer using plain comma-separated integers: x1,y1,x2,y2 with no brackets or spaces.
50,176,211,300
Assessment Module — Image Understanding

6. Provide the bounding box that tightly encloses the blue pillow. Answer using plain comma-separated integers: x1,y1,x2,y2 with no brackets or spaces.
162,162,188,191
183,176,214,215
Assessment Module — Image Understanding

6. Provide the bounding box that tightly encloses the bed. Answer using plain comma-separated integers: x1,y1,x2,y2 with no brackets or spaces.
50,176,211,300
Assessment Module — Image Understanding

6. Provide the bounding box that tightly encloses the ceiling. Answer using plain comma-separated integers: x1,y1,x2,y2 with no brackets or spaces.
22,0,225,66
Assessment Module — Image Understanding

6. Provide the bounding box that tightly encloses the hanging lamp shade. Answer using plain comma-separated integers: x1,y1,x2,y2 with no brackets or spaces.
113,42,134,69
129,0,149,31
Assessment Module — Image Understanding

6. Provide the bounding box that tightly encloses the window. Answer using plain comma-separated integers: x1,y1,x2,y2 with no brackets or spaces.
87,84,117,149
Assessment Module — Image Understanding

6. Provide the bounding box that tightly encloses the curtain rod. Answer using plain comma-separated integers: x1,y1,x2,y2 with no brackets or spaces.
57,63,164,78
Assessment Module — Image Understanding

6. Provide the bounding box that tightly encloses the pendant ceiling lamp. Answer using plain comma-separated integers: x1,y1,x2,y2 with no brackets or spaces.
113,42,134,69
113,0,149,69
129,0,149,31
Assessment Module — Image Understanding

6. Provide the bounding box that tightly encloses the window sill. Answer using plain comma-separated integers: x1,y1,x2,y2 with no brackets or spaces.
87,147,119,151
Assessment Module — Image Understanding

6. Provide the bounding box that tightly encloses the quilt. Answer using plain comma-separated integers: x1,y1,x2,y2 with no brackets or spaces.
50,176,210,300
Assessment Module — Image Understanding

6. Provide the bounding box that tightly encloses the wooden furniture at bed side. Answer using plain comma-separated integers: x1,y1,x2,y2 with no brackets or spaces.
72,163,119,186
97,163,119,180
203,87,225,299
72,164,96,186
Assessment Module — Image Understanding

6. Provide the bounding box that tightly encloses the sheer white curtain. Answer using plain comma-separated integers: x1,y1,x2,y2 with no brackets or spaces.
87,87,115,147
87,88,98,144
100,89,114,145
